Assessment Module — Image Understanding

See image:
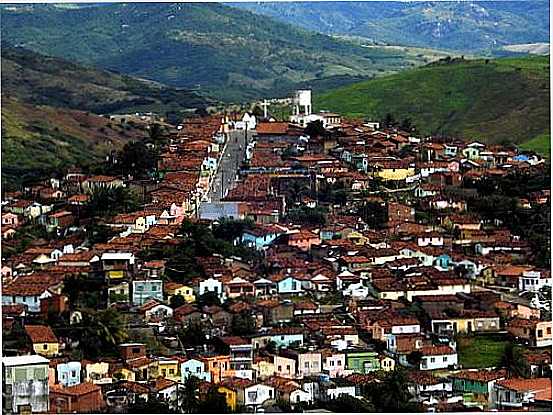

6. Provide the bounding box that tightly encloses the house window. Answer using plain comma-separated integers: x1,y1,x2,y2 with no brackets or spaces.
162,369,166,376
286,365,290,371
278,366,282,371
538,330,543,338
169,369,175,375
304,362,309,369
269,390,273,398
71,371,76,377
430,357,435,363
43,344,48,350
443,357,448,362
547,327,551,335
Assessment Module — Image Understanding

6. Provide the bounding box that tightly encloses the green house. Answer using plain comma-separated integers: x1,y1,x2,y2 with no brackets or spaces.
345,350,381,374
451,370,506,408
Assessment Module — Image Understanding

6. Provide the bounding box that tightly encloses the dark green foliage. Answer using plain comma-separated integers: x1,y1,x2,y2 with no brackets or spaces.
169,294,186,309
212,218,253,242
359,201,388,229
285,206,327,226
501,343,531,378
179,322,207,347
128,397,172,414
197,291,221,308
70,308,129,359
231,312,256,336
198,386,230,414
365,368,419,412
304,120,326,138
322,395,375,413
406,351,423,366
117,141,157,179
86,186,141,218
179,375,200,414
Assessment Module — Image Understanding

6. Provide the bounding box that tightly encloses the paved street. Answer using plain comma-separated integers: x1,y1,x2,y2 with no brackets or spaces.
207,129,254,202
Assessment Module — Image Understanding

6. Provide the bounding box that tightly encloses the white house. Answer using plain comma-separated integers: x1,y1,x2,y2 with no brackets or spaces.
198,276,226,302
420,346,458,371
518,270,552,292
244,383,275,408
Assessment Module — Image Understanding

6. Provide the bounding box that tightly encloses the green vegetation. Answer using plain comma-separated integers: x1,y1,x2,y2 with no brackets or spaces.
520,132,551,158
458,334,510,368
1,46,210,114
1,3,446,102
317,55,550,145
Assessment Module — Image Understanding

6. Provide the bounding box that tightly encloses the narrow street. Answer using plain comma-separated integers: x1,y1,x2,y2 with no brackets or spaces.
207,129,254,202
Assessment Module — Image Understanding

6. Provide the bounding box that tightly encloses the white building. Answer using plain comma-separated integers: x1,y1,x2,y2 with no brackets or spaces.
519,270,552,292
198,276,226,302
3,355,50,413
244,384,275,408
420,346,458,371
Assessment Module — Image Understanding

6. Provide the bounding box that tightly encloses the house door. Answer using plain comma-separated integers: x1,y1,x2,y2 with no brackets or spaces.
467,322,473,333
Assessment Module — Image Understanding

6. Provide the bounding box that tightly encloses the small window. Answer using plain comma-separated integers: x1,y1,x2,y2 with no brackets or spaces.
443,357,447,362
430,357,435,363
43,344,48,350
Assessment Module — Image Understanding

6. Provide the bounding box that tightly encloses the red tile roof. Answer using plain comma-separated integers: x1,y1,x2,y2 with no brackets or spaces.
25,325,58,343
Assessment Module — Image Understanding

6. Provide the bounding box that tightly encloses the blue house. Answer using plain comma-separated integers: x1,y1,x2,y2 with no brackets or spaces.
276,276,304,295
181,358,211,382
241,226,284,250
57,361,81,387
132,279,163,306
434,254,452,270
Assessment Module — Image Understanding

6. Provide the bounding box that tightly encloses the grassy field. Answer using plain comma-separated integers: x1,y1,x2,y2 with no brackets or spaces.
316,55,550,145
519,132,551,158
457,334,509,369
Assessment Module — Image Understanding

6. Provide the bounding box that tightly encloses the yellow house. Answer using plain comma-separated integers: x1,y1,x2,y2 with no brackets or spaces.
165,282,196,303
112,367,136,382
372,162,415,181
85,362,111,384
379,356,395,372
252,358,275,380
25,325,59,357
343,230,369,245
156,357,180,382
217,385,237,411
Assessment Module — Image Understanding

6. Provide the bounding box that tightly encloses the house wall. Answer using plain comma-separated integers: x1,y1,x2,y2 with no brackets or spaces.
420,353,458,370
274,356,296,378
33,342,59,358
57,362,81,387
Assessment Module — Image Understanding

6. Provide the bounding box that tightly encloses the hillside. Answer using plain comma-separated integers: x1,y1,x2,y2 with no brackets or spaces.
1,97,148,189
1,46,211,115
234,1,549,53
316,56,550,150
1,2,443,102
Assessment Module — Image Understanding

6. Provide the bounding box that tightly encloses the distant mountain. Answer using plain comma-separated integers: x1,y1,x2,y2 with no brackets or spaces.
234,1,550,53
316,56,550,152
0,2,443,102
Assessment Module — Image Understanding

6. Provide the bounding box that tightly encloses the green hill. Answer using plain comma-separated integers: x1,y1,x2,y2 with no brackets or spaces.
1,46,210,115
316,56,550,150
0,2,442,102
1,97,147,190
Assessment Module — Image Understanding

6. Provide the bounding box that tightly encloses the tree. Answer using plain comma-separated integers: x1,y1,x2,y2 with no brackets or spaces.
198,385,229,413
197,291,221,308
406,351,423,367
368,368,419,412
179,375,200,413
128,397,171,414
118,141,156,179
322,395,375,413
77,308,129,358
179,322,207,347
169,294,186,309
86,186,140,218
501,343,530,378
383,113,396,128
212,218,253,242
304,120,326,138
231,312,256,336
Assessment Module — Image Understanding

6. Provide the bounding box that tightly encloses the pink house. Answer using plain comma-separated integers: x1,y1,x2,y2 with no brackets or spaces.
323,351,351,378
288,230,321,252
2,212,19,227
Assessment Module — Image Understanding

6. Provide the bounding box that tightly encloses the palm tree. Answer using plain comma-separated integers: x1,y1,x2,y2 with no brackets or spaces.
79,308,129,358
179,375,200,413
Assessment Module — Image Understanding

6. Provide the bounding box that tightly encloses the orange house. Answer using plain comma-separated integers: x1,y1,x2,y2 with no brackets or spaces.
288,230,321,252
200,355,230,383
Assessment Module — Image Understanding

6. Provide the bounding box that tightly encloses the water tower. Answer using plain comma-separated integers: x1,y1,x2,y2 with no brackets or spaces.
293,89,312,116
